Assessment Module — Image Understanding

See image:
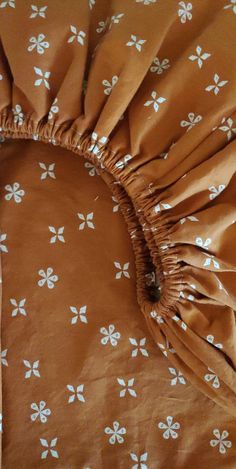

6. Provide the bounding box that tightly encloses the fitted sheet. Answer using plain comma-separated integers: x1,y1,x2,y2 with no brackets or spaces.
0,0,236,467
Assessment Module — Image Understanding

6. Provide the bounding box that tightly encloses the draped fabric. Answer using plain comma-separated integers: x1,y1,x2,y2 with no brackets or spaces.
0,0,236,467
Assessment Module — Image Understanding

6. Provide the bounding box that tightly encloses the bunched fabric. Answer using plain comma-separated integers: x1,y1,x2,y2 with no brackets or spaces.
0,0,236,467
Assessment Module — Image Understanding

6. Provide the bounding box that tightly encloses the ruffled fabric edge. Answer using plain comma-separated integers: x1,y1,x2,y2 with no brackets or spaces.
1,111,236,418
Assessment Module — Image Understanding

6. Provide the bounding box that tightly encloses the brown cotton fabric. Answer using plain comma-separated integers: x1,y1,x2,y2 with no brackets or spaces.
0,0,236,467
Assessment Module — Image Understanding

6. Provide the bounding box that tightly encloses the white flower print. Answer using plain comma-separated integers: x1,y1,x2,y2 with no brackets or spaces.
157,339,176,357
129,338,149,357
180,112,202,131
208,185,225,200
49,226,65,243
112,196,119,212
104,421,126,445
172,314,188,329
204,368,220,389
180,215,199,224
12,104,24,126
28,34,49,54
10,298,26,317
34,67,50,90
205,74,228,95
0,0,15,8
158,416,180,439
77,212,95,230
30,5,47,18
48,98,59,120
218,117,236,140
150,310,164,324
68,25,86,45
144,91,166,112
0,233,8,253
203,253,220,269
188,46,211,68
38,267,58,289
136,0,156,3
114,261,130,279
150,57,170,74
179,291,194,302
0,414,2,433
168,368,186,386
31,401,51,423
100,324,121,347
224,0,236,14
102,75,118,95
89,0,95,9
109,13,124,28
178,2,192,23
115,154,132,170
23,360,40,379
40,438,59,459
1,349,8,367
87,132,108,156
206,335,223,349
70,305,88,325
67,384,85,403
210,429,232,454
117,378,137,397
84,161,99,176
96,19,109,34
130,452,148,469
5,182,25,203
39,162,56,179
195,237,211,250
126,35,146,52
154,202,172,213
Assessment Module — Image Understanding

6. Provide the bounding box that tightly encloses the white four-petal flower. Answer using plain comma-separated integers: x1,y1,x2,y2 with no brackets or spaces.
114,262,130,279
126,35,146,52
70,305,88,324
10,298,27,316
40,438,59,459
117,378,137,397
77,212,95,230
205,74,228,95
129,337,149,357
68,25,86,45
130,452,148,469
23,359,40,379
49,226,65,243
188,46,211,68
34,66,50,89
30,5,47,18
67,384,85,403
12,104,24,126
144,91,166,112
39,162,56,179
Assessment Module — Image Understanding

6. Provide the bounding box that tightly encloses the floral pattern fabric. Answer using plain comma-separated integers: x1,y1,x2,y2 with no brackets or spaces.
0,0,236,467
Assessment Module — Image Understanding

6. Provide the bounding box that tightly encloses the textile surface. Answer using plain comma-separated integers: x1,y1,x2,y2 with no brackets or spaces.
0,0,236,467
